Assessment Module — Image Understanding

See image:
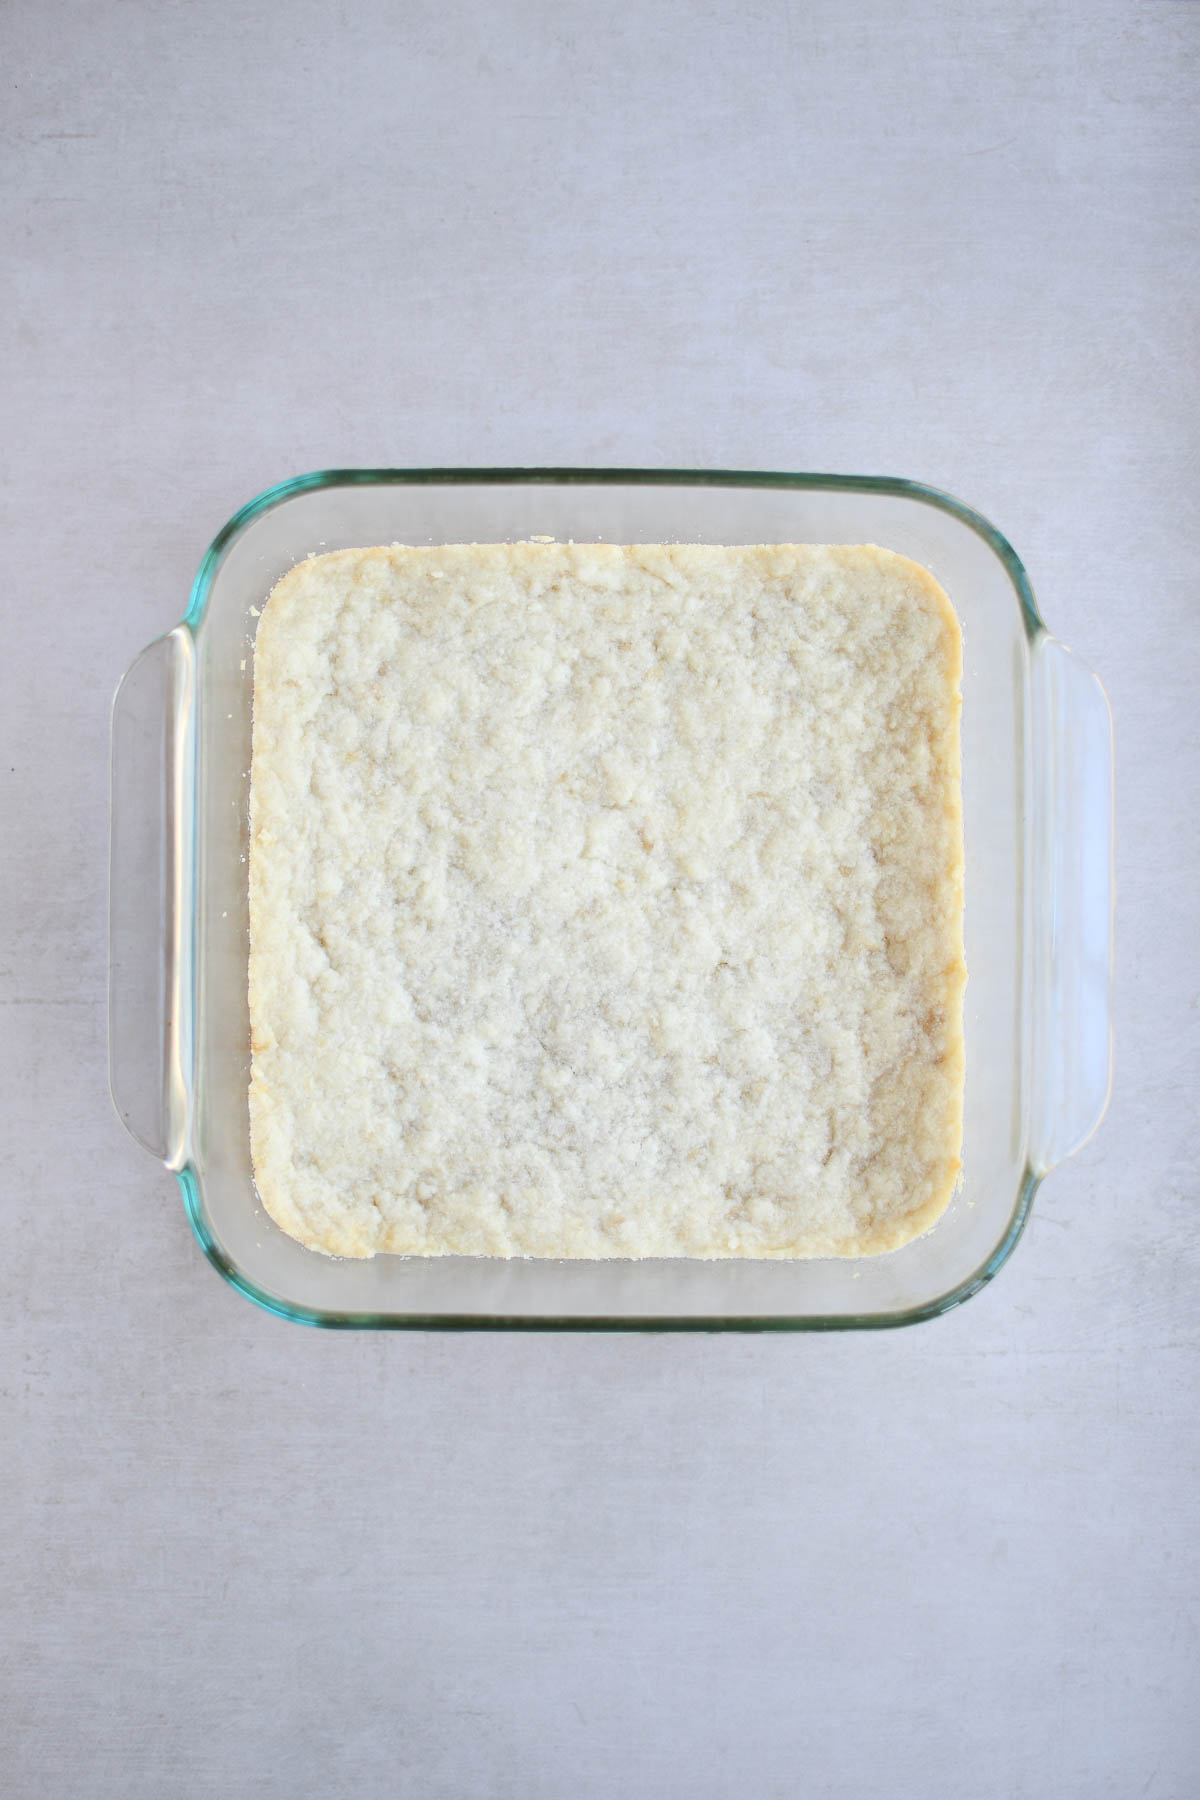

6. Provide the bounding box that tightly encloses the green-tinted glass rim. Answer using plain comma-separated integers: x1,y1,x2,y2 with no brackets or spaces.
179,1164,1041,1332
180,467,1042,1331
186,467,1045,641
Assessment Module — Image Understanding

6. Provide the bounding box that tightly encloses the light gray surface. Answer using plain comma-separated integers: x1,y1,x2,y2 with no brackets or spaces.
2,2,1197,1795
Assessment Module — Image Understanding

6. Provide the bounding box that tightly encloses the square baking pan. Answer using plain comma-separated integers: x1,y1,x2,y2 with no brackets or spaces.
109,469,1113,1328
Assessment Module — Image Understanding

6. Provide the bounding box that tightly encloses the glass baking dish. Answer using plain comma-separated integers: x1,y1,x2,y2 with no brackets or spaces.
109,470,1113,1328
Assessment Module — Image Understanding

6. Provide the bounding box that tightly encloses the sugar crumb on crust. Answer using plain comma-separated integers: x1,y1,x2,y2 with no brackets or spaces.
249,543,965,1259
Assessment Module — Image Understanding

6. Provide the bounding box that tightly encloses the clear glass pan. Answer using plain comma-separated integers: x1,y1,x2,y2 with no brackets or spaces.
109,470,1113,1328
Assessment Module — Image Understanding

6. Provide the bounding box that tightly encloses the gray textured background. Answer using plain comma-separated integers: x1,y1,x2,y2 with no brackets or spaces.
3,3,1198,1796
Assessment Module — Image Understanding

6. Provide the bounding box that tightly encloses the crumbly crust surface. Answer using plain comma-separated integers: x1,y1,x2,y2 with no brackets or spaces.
249,542,964,1259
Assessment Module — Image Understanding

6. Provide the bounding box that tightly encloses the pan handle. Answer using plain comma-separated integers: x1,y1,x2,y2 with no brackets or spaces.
1028,632,1115,1173
107,627,195,1167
